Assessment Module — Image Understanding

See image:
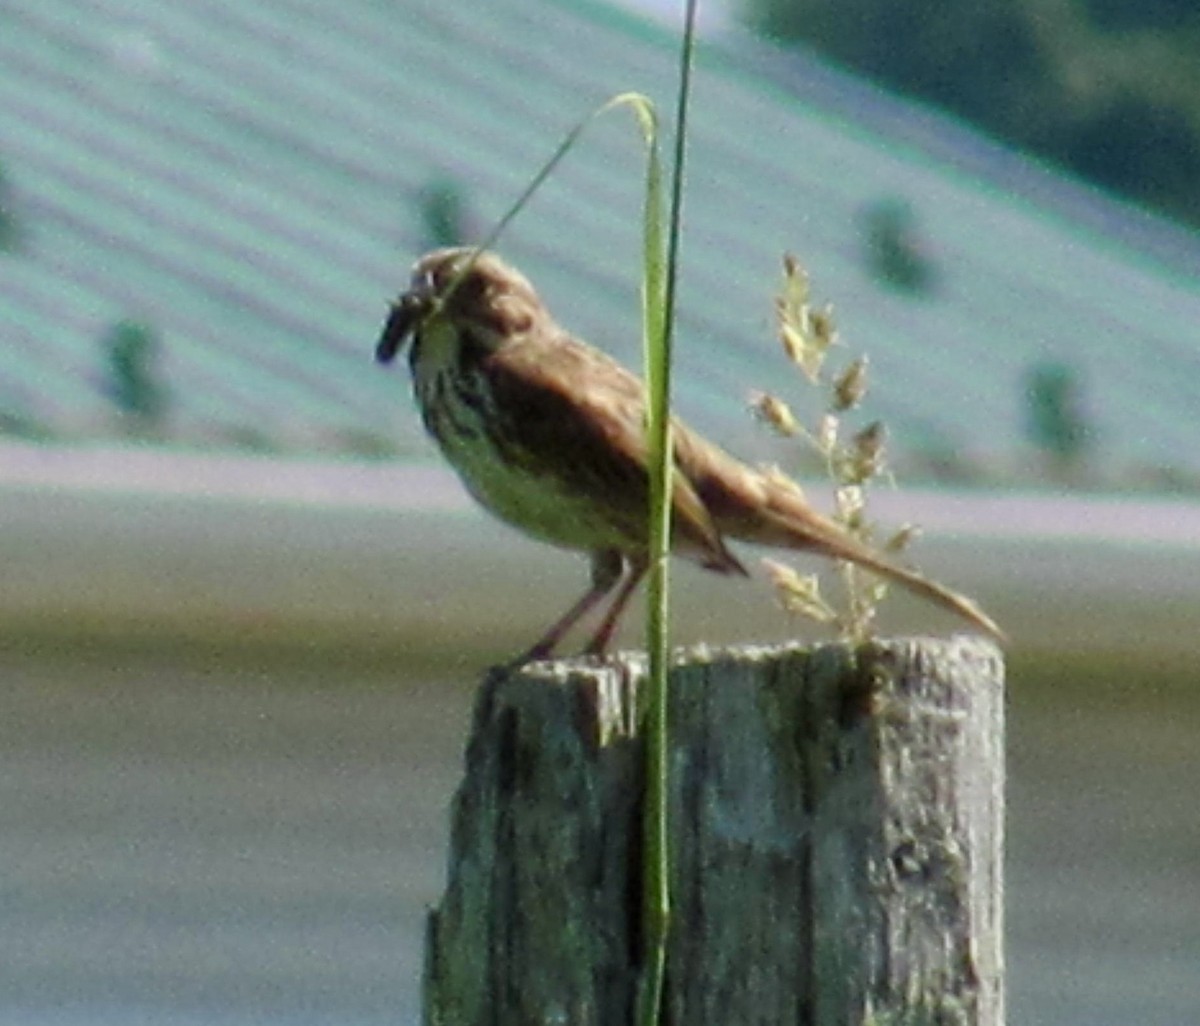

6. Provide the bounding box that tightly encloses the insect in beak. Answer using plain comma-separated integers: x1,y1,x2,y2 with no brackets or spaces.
376,291,435,365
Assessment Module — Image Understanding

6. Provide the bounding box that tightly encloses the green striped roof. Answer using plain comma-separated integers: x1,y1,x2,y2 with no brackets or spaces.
2,0,1198,485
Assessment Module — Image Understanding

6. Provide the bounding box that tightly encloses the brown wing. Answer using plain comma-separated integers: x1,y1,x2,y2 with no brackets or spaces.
484,333,745,573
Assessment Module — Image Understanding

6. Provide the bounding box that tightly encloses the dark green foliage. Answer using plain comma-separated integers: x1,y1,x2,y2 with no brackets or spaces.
743,0,1200,228
0,160,21,253
418,175,471,249
102,320,169,428
1082,0,1198,31
747,0,1052,138
1065,94,1200,211
1024,361,1090,472
859,198,936,295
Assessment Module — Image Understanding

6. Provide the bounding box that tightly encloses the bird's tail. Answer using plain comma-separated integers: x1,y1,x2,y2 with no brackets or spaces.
829,538,1006,643
740,476,1006,643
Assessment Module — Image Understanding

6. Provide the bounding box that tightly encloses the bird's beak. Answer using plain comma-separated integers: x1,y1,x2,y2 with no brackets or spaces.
375,291,431,365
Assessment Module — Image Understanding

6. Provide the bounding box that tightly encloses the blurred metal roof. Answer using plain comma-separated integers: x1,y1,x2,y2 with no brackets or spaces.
1,0,1199,485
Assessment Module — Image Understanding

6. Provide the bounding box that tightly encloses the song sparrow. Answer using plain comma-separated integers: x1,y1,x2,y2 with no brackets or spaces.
376,247,1003,662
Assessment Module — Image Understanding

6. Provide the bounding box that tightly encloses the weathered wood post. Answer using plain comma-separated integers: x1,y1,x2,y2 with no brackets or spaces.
423,637,1004,1025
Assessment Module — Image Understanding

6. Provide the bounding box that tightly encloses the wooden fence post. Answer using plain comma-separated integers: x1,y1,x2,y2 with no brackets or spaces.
422,637,1005,1026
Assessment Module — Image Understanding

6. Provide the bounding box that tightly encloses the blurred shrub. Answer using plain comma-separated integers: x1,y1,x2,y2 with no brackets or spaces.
102,320,169,432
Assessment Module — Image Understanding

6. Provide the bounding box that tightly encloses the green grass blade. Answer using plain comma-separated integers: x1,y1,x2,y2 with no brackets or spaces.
429,72,695,1026
638,5,699,1026
635,90,670,1026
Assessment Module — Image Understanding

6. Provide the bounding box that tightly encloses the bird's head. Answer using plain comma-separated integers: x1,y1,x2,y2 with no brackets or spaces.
375,247,543,364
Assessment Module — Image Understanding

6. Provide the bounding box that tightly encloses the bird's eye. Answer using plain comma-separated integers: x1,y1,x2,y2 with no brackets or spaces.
410,266,437,293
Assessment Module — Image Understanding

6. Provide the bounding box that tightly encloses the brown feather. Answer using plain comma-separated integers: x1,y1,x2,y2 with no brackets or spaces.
486,331,745,574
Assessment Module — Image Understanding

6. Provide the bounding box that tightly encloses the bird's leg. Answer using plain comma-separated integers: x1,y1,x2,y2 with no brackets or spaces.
514,549,626,665
583,555,648,657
